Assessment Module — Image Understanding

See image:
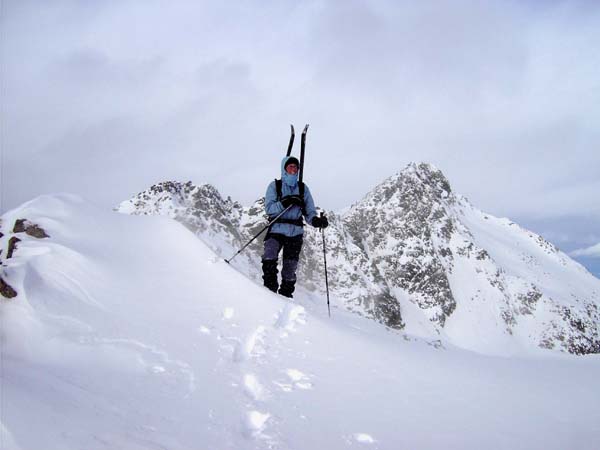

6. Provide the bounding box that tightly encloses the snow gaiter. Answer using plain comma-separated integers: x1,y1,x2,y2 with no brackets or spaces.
262,259,279,293
278,278,296,298
278,257,298,298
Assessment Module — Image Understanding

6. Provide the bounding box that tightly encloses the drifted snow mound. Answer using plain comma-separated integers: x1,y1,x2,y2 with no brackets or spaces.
118,163,600,355
2,194,600,450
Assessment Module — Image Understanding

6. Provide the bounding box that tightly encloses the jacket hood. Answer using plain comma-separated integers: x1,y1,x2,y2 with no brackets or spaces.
281,155,299,187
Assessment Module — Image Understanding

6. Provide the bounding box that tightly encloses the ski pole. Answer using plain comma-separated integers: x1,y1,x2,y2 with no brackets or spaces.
225,205,293,264
320,212,331,318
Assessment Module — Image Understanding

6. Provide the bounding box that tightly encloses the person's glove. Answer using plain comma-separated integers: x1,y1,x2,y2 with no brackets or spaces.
312,215,329,229
281,195,304,209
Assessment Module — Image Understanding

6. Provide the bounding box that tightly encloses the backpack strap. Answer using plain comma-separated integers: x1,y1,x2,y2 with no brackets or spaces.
277,218,305,227
275,179,304,200
273,179,307,221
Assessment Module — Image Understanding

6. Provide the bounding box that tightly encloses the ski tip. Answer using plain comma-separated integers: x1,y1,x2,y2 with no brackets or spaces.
303,124,309,133
286,125,295,156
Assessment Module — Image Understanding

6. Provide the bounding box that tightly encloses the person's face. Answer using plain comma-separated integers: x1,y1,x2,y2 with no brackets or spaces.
286,164,298,175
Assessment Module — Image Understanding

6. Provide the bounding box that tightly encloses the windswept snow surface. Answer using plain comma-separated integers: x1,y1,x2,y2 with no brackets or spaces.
2,194,600,450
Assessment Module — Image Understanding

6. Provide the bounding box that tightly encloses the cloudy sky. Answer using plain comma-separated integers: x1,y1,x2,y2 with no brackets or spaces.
2,0,599,274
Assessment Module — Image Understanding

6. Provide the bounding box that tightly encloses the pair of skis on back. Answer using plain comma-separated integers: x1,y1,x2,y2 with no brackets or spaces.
284,124,331,317
286,124,309,184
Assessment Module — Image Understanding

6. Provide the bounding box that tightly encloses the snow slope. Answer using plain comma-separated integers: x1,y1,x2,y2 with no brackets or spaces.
2,194,600,450
117,163,600,355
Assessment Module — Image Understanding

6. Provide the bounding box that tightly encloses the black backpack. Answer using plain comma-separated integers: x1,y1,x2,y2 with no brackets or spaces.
273,179,306,227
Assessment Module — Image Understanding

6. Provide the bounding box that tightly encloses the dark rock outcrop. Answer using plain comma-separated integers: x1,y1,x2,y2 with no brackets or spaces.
7,237,21,259
13,219,27,233
0,276,17,298
13,219,50,238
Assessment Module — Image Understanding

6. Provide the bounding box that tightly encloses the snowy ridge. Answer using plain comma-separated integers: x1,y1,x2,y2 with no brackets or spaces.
2,194,600,449
118,163,600,355
118,181,266,277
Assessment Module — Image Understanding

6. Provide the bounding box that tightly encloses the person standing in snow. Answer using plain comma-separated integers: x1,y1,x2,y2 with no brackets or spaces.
262,156,328,298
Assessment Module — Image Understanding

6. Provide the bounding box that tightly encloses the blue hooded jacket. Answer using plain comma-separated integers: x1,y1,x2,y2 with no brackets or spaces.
264,156,318,237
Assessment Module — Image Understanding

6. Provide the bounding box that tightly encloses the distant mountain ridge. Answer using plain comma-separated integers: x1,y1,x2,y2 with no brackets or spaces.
118,163,600,355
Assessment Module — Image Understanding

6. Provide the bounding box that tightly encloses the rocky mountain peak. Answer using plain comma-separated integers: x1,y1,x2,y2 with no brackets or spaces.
148,181,230,206
366,162,454,210
147,180,194,196
347,162,457,242
118,181,242,216
342,163,459,328
403,162,452,191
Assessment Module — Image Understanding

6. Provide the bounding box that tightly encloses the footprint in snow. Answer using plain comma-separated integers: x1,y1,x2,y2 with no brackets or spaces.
233,326,266,362
275,304,306,334
243,373,266,401
223,307,234,320
91,337,196,395
244,410,270,438
286,368,313,389
273,368,313,391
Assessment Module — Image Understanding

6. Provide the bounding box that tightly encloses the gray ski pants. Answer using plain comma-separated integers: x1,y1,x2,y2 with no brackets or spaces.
262,233,303,281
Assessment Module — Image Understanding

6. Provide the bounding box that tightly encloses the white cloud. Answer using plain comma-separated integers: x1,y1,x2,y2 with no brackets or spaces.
2,0,600,224
571,243,600,258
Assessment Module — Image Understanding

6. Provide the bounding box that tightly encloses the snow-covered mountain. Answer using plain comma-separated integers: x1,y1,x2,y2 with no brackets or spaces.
118,163,600,355
2,194,600,449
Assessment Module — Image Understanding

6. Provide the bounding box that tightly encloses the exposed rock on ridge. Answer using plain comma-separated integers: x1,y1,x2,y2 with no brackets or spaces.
1,218,50,299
